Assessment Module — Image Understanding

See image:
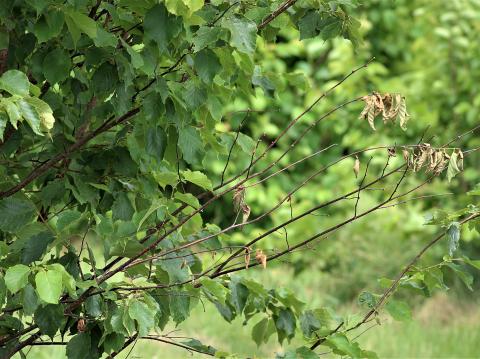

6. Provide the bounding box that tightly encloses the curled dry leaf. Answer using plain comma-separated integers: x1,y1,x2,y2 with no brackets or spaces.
387,147,396,157
359,92,409,131
77,318,86,333
457,149,464,170
244,247,251,269
241,204,251,226
353,155,360,178
233,185,245,212
402,148,410,164
255,250,267,269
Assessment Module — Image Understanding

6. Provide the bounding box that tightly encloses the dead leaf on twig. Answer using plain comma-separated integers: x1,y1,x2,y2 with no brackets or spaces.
255,250,267,269
353,155,360,178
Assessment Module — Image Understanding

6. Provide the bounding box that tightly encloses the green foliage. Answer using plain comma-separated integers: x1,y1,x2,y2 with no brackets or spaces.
0,0,369,357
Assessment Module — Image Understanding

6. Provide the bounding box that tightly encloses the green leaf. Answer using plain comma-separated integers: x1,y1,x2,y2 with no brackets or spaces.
385,300,412,321
144,4,182,52
181,169,212,190
0,111,6,139
17,99,42,136
23,284,38,315
103,332,125,354
447,151,461,182
43,49,71,84
446,263,474,291
94,27,118,48
66,333,91,359
201,277,228,305
34,304,65,339
166,0,204,17
274,308,296,344
65,15,81,46
120,39,144,69
33,10,65,43
447,222,460,256
21,231,54,264
109,305,128,336
152,171,179,189
325,333,363,358
252,317,275,347
128,299,155,336
298,11,320,40
3,98,21,129
358,291,377,309
56,210,82,232
24,96,55,132
5,264,30,293
463,256,480,271
194,49,221,84
183,82,207,109
159,256,190,284
178,127,205,165
35,269,63,304
122,304,136,335
109,238,144,258
424,267,448,293
49,263,77,298
281,347,319,359
175,192,200,209
299,310,321,338
193,26,223,52
0,277,6,310
252,317,269,347
145,126,167,160
319,18,343,40
85,295,103,317
92,62,119,96
112,192,134,221
66,11,97,39
229,277,249,314
169,291,190,324
0,197,37,232
222,16,257,55
0,70,30,96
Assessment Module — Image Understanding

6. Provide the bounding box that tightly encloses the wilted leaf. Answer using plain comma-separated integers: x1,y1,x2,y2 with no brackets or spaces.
255,249,267,269
353,156,360,178
447,222,460,256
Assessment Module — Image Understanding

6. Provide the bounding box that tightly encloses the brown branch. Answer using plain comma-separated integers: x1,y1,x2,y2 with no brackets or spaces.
214,58,374,192
213,176,430,277
141,336,215,357
108,334,138,358
0,108,140,199
258,0,297,30
220,111,250,186
358,211,479,329
310,210,480,351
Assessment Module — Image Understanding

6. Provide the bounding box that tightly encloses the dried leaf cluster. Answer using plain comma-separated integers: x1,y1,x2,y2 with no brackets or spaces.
404,144,464,178
359,92,409,131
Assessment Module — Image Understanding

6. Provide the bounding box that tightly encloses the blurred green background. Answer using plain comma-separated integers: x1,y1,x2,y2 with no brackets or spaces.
18,0,480,357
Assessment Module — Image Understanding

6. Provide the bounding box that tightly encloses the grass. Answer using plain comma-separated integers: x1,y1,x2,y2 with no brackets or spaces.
18,294,480,358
